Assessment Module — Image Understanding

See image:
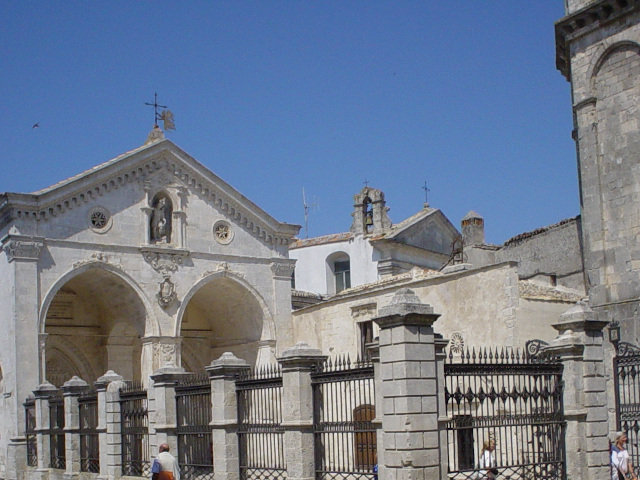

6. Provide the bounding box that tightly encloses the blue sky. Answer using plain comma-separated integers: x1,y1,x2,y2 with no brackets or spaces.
1,2,575,244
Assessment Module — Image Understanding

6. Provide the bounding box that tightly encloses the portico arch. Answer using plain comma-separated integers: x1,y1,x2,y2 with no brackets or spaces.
177,271,275,372
40,263,154,385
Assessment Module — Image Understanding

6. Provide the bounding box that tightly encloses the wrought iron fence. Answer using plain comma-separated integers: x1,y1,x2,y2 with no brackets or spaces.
49,391,66,470
445,346,566,480
176,375,213,480
120,382,150,477
311,356,376,480
614,341,640,478
24,398,37,467
237,364,286,480
79,388,100,473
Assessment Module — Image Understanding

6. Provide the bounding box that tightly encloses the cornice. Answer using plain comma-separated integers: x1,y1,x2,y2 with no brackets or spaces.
555,0,640,79
4,141,300,247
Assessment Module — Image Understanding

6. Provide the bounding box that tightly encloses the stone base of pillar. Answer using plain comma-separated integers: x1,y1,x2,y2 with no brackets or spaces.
7,437,27,480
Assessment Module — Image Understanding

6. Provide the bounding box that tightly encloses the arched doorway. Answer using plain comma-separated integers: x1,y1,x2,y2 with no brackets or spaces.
180,276,267,373
43,268,148,386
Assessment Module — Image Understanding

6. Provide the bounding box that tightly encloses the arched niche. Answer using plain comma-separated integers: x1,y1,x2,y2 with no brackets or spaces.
179,275,269,372
42,266,148,384
150,191,173,244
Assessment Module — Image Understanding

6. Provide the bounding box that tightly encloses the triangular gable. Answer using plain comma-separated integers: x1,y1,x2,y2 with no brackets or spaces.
2,139,299,245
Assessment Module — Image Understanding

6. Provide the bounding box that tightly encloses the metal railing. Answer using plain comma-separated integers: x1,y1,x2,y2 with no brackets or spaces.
49,391,66,470
311,356,376,480
79,388,99,473
445,347,566,480
237,364,286,480
176,375,213,480
24,398,37,467
120,382,150,477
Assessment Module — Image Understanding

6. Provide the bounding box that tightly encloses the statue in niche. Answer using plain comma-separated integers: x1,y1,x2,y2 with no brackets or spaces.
150,195,172,244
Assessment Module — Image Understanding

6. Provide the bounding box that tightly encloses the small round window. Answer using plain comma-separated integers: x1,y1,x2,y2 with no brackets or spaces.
89,207,112,233
214,220,233,245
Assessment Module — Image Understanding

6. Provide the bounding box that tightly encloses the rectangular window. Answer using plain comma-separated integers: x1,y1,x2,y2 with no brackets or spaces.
359,321,374,361
334,260,351,293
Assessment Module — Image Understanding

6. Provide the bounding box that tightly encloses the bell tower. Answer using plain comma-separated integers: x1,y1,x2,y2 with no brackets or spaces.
556,1,640,337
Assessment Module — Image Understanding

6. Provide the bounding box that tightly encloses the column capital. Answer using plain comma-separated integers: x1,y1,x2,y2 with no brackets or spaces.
278,342,326,371
1,234,44,262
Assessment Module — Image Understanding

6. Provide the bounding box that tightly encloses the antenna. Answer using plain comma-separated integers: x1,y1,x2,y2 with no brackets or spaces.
302,188,319,238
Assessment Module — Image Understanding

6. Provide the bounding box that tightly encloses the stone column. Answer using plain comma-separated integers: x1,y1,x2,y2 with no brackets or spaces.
33,382,57,479
94,371,124,480
372,288,447,480
150,365,188,454
206,353,250,480
278,342,327,480
62,376,89,479
545,300,610,480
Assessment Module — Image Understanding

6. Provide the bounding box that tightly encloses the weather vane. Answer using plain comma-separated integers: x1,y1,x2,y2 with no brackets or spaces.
145,93,175,132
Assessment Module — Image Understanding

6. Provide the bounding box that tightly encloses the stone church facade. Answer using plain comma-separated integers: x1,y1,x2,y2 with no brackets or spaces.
0,127,299,474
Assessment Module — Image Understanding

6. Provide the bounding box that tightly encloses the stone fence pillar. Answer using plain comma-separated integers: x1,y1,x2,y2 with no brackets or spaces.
206,353,250,480
150,366,189,454
33,381,57,477
94,370,124,480
62,376,90,479
372,288,448,480
278,342,327,480
545,300,610,480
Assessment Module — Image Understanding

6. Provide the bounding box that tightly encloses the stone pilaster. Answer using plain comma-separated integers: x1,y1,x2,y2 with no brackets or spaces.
545,300,610,480
33,382,57,479
61,376,89,479
278,342,327,480
150,365,189,453
94,370,124,480
7,436,27,480
206,353,250,480
372,288,446,480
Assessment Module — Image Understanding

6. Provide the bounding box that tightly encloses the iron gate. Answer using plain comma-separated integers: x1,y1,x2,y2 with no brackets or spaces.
120,382,150,477
176,375,213,480
445,346,566,480
311,356,376,480
49,391,66,470
237,364,286,480
24,398,37,467
79,388,99,473
614,341,640,478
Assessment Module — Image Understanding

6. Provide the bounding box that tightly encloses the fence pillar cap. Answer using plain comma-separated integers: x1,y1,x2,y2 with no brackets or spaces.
33,381,57,398
61,376,89,395
206,352,250,377
552,299,608,334
151,365,189,385
278,341,326,369
94,370,123,391
374,288,439,328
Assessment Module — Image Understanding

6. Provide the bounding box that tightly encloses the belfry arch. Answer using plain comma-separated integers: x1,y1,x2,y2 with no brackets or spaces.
40,265,153,386
178,273,274,373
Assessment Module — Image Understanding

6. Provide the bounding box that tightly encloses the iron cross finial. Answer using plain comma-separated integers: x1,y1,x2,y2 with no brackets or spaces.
422,181,430,204
145,93,175,131
364,179,370,188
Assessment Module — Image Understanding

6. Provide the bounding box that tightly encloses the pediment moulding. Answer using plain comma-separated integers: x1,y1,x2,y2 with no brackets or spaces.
4,144,299,247
1,234,44,262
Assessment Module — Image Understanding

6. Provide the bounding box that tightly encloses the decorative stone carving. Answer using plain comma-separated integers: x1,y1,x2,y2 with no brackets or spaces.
270,261,295,278
157,276,177,309
141,248,188,275
449,332,465,355
154,342,178,367
72,252,116,269
351,303,377,320
2,237,43,262
214,220,234,245
88,206,112,233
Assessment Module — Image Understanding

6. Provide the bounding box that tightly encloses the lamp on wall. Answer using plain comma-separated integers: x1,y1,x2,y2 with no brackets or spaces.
609,320,621,347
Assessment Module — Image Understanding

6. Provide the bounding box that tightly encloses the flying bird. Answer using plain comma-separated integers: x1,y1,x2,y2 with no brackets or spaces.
32,123,40,129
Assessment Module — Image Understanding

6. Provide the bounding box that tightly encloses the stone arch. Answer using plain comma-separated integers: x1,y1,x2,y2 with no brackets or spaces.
588,41,640,95
39,262,155,383
39,262,159,336
176,270,275,367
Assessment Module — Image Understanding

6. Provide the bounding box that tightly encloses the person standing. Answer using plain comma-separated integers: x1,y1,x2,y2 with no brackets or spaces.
612,432,637,480
476,438,498,480
151,444,180,480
